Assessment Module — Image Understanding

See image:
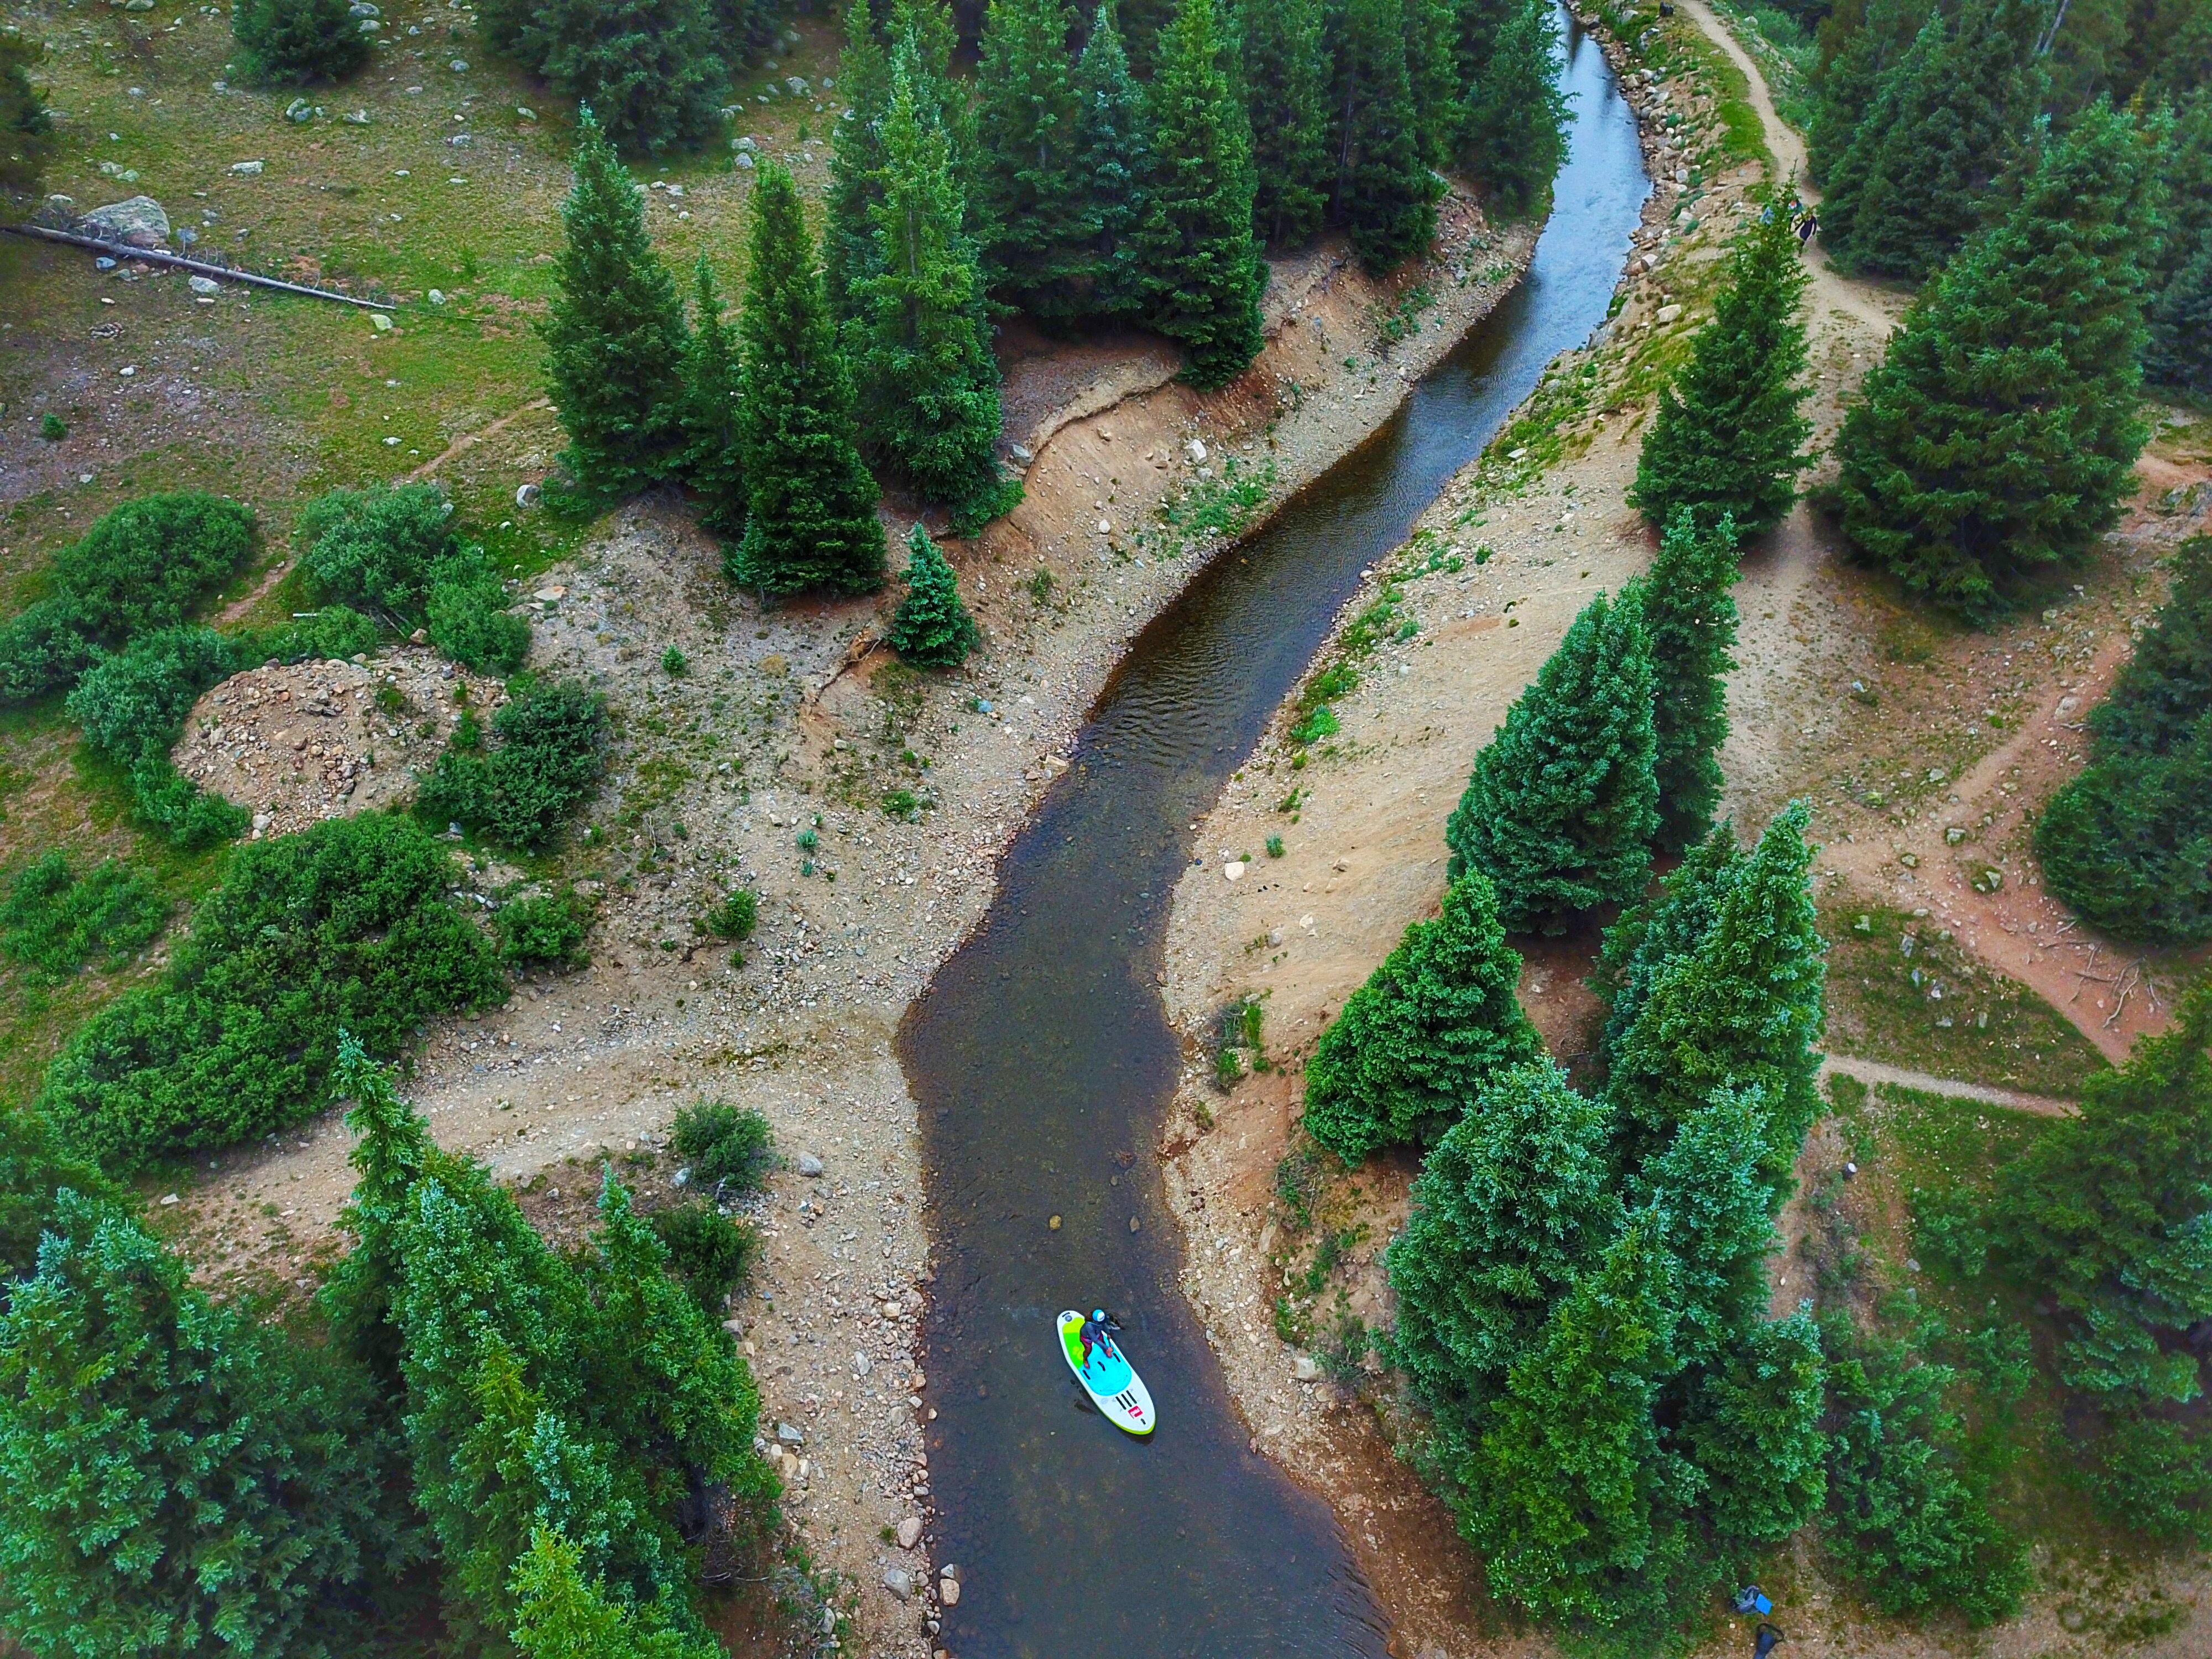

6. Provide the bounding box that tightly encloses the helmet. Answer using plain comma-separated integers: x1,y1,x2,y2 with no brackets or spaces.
1092,1308,1106,1321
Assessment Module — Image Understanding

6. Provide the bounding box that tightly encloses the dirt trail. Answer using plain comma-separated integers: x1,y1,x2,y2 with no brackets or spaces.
1819,1053,2076,1115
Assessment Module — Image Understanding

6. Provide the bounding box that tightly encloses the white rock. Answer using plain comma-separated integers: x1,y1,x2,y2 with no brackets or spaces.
229,159,264,175
896,1516,924,1550
734,152,756,169
82,195,170,247
796,1152,825,1177
1097,517,1113,535
882,1568,913,1601
1222,860,1245,880
775,1421,805,1444
427,288,445,304
514,482,541,509
854,1350,872,1376
1186,437,1208,463
371,314,393,331
187,275,220,295
1655,302,1684,324
939,1577,961,1606
159,1192,180,1206
448,58,468,71
1292,1355,1319,1381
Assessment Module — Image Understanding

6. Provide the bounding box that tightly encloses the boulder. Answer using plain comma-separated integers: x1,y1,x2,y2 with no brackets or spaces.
882,1568,913,1601
896,1516,924,1550
82,196,169,249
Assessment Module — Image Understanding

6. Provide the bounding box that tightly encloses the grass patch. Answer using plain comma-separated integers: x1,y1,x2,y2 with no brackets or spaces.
1822,903,2108,1097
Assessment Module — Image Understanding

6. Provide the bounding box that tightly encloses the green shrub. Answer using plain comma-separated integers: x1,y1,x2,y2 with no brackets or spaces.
65,628,253,847
2036,734,2212,946
0,494,255,706
661,645,688,676
650,1200,760,1311
0,853,168,982
231,0,369,85
695,888,757,941
36,813,503,1170
495,888,594,971
38,414,65,442
253,603,382,665
417,676,605,849
671,1099,775,1193
297,484,528,673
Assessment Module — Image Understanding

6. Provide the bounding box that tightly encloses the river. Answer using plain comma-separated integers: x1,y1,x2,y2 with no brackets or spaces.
896,18,1650,1656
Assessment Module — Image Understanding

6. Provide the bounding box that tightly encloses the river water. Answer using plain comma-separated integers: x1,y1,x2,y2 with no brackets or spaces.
897,19,1648,1657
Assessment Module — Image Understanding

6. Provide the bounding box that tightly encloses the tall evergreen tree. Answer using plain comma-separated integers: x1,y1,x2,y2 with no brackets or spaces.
1635,510,1740,853
2147,92,2212,397
826,1,896,330
0,1192,410,1658
1133,0,1268,388
1329,0,1445,273
1070,4,1155,315
1444,588,1658,933
1302,869,1544,1164
886,523,982,667
1,30,59,200
232,0,371,86
1639,1084,1777,1367
1404,0,1464,169
1462,1218,1690,1627
1630,204,1811,540
1239,0,1332,246
975,0,1088,314
1454,0,1567,219
1831,101,2163,618
1593,822,1740,1067
1677,1313,1828,1550
1604,802,1824,1191
733,160,886,596
1806,0,1931,186
855,64,1023,533
510,1528,719,1659
541,111,691,504
680,257,747,536
524,0,729,156
1386,1057,1623,1452
1821,0,2048,280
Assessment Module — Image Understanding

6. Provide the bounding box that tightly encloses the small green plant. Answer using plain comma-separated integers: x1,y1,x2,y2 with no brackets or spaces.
1289,705,1339,745
373,681,405,716
650,1201,760,1312
1265,836,1285,858
1272,1147,1322,1232
671,1099,776,1193
1026,567,1055,606
882,787,920,818
1318,1308,1371,1384
494,887,593,971
661,645,688,676
1273,1294,1312,1345
1275,786,1307,815
38,414,66,442
696,888,757,941
1215,1046,1245,1088
795,827,818,852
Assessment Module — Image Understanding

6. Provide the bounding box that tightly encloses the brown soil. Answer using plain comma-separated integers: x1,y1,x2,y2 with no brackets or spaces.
1152,6,2212,1657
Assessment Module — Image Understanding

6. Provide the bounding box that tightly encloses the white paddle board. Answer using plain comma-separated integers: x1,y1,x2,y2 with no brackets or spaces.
1057,1310,1155,1436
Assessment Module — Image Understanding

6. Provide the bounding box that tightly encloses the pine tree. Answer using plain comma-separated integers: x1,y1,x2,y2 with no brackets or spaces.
2147,94,2212,396
1454,0,1567,220
525,0,729,156
2089,537,2212,759
1329,0,1445,273
975,0,1088,315
1462,1218,1690,1626
1115,0,1181,76
510,1528,719,1659
886,522,982,666
1133,0,1267,389
1,30,59,200
1239,0,1332,246
1070,4,1155,315
1593,822,1740,1067
826,1,895,330
1639,1084,1777,1367
1678,1312,1828,1548
855,63,1023,534
541,111,691,504
680,257,747,536
1604,802,1825,1192
1444,588,1658,933
1630,202,1811,540
2149,231,2212,398
0,1191,408,1658
1805,0,1930,186
232,0,370,86
1635,510,1740,853
1821,0,2048,280
1404,0,1464,169
1302,869,1543,1164
733,159,886,597
1831,101,2162,618
0,1100,111,1281
1386,1057,1622,1447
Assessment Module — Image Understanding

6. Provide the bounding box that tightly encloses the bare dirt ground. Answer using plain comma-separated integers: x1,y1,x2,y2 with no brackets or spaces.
133,193,1537,1654
1151,6,2212,1657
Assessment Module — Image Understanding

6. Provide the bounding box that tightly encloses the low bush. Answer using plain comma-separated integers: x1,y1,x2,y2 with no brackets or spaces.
66,628,253,848
416,676,606,849
0,494,255,706
296,484,529,674
36,812,503,1170
231,0,369,85
695,888,757,941
0,853,168,982
650,1200,760,1312
495,887,593,971
671,1099,775,1193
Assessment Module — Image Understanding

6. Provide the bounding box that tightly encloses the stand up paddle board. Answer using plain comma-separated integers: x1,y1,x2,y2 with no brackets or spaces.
1058,1310,1156,1436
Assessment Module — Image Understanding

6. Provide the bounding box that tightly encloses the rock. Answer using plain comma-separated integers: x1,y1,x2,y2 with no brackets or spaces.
447,133,472,148
940,1563,961,1583
427,288,446,304
1048,1214,1062,1230
159,1192,180,1206
734,152,756,169
531,585,566,602
1186,437,1208,463
1293,1355,1319,1381
285,97,314,123
883,1569,914,1601
514,482,541,509
1267,928,1283,947
1009,442,1034,464
408,627,429,644
229,160,264,175
722,1317,744,1333
734,134,758,151
896,1516,924,1550
666,183,685,198
1128,1215,1141,1233
1655,302,1684,324
82,195,170,248
342,109,371,124
775,1422,805,1445
187,275,220,295
347,1,379,12
786,76,809,95
1223,860,1245,880
517,105,538,121
371,314,393,331
448,58,469,71
796,1152,825,1177
939,1577,961,1606
854,1350,872,1376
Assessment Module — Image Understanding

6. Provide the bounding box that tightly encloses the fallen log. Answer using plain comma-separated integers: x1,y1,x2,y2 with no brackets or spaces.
2,222,395,311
